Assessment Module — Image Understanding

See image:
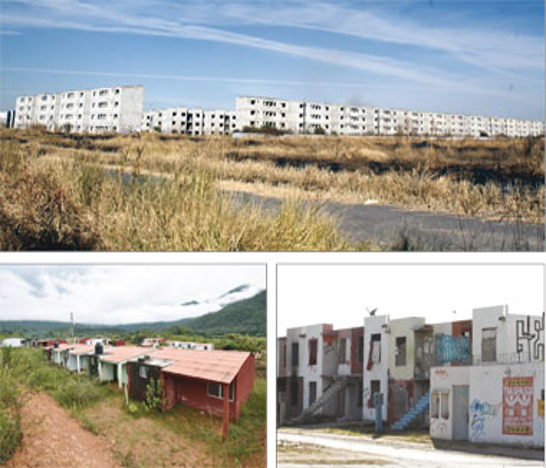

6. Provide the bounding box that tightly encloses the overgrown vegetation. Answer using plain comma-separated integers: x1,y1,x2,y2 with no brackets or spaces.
0,129,349,251
0,350,22,464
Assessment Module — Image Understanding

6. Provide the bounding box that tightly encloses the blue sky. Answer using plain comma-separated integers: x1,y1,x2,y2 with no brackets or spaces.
0,0,543,119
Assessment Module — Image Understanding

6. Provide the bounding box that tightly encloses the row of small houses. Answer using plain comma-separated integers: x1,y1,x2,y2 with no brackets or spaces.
277,305,545,448
43,341,254,437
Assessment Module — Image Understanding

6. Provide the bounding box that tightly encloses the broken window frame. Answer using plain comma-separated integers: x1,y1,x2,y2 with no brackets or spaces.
395,337,407,367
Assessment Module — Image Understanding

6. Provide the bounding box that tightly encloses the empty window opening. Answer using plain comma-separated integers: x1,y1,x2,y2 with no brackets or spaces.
338,338,347,364
482,328,497,362
292,343,299,367
308,339,318,366
395,337,407,366
358,336,364,363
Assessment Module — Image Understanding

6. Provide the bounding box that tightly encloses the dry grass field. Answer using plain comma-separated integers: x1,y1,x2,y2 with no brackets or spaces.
1,128,543,250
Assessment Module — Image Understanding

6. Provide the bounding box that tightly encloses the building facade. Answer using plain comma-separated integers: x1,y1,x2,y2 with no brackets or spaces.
141,108,237,135
236,96,545,138
278,306,544,448
14,85,144,133
430,306,544,448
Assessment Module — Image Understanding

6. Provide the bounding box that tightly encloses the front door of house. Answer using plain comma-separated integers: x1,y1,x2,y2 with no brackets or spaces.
452,385,469,440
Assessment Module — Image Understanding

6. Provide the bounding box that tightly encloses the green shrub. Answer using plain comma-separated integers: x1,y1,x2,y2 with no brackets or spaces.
0,407,21,464
144,378,162,412
53,379,101,409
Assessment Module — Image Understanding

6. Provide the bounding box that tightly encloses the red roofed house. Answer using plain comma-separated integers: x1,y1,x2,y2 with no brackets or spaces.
127,348,255,437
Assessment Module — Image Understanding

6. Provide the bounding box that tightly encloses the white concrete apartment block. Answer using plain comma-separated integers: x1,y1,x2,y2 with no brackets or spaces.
15,85,143,133
235,95,544,138
142,108,237,135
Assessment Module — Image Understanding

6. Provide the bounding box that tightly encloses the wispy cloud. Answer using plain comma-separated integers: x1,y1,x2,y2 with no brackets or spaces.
1,0,518,92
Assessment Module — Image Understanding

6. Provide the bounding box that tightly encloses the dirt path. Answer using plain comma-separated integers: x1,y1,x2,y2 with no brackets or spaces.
7,392,120,468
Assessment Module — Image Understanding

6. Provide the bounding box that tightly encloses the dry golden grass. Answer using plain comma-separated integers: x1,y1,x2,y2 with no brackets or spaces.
0,130,349,251
7,129,540,223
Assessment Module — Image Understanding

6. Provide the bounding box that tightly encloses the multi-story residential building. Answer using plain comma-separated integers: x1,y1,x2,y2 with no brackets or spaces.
430,306,544,448
279,306,544,449
236,96,544,138
141,108,237,135
277,324,364,425
14,85,144,133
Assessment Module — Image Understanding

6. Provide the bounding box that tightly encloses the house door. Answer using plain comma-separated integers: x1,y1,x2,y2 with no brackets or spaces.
452,385,469,440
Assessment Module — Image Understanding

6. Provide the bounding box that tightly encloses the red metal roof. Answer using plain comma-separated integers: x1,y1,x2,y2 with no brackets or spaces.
159,349,253,384
69,344,100,356
100,346,156,364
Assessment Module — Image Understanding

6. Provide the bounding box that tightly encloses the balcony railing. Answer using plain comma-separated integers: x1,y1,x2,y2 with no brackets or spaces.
433,351,543,367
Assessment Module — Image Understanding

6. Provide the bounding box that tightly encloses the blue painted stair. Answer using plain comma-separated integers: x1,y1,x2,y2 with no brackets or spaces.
391,390,430,431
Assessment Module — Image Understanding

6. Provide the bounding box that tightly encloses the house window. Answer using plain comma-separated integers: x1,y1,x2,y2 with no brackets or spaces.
207,382,234,401
139,366,148,379
283,343,287,369
292,343,299,367
290,379,299,407
482,328,497,362
309,381,317,405
395,337,407,366
358,336,364,363
338,338,347,364
371,334,381,363
440,392,449,419
308,339,318,366
431,391,440,418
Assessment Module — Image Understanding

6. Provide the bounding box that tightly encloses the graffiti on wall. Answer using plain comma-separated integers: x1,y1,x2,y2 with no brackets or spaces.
503,377,533,436
516,316,544,361
470,399,500,441
435,334,470,365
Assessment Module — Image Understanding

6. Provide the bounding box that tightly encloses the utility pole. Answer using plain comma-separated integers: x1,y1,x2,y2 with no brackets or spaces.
70,312,75,341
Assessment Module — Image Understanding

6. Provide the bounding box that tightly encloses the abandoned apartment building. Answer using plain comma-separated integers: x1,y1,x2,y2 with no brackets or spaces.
8,85,545,138
277,305,545,448
44,340,255,436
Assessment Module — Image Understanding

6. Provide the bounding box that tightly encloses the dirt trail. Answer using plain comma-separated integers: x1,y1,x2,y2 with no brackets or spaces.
7,392,120,468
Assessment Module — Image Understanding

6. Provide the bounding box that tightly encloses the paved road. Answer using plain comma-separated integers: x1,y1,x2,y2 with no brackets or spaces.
277,430,544,467
229,191,545,251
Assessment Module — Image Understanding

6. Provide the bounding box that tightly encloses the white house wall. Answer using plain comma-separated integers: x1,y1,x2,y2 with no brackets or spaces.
468,363,544,447
472,306,545,363
430,363,544,448
430,366,471,440
363,315,390,422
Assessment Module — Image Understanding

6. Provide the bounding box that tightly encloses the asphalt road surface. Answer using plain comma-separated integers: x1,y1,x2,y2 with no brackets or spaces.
229,191,545,251
277,429,544,468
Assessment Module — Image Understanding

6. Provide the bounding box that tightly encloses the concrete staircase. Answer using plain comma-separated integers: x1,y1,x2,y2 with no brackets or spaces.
391,391,430,431
291,379,347,424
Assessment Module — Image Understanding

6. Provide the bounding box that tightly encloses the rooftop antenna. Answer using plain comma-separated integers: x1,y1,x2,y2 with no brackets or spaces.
367,307,378,317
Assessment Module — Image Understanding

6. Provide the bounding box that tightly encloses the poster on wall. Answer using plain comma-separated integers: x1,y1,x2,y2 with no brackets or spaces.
503,377,533,436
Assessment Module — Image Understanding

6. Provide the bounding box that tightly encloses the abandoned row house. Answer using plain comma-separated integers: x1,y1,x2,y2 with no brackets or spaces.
277,305,544,448
45,341,255,436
